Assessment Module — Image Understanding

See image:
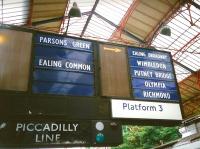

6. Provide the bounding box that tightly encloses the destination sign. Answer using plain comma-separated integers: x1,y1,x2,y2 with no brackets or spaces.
128,47,180,101
32,33,94,96
35,57,93,72
132,78,177,91
35,34,92,51
130,68,174,80
133,89,179,100
129,57,173,71
128,48,170,62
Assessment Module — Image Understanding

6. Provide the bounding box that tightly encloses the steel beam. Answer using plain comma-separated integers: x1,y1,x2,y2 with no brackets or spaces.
80,0,100,37
94,12,144,43
190,1,200,10
172,32,200,57
32,11,91,26
173,59,195,73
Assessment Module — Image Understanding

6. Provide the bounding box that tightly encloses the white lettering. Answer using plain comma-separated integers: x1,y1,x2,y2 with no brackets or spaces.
72,41,90,49
148,53,167,60
35,124,42,132
144,81,166,89
16,123,79,132
73,124,78,131
38,59,62,68
155,72,173,79
65,62,91,71
132,51,146,57
27,123,34,131
16,123,23,131
39,37,43,43
137,60,167,69
51,123,58,132
134,70,153,78
143,91,171,99
43,37,47,43
35,134,61,143
43,124,50,131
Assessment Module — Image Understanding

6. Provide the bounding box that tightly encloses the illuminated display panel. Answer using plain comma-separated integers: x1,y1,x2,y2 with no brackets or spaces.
32,33,94,96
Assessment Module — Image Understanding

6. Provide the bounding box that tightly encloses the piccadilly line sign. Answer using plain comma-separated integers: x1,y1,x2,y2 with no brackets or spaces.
16,122,78,143
0,120,91,146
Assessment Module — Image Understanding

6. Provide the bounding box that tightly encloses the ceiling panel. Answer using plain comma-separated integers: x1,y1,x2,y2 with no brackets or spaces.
0,0,29,25
31,0,67,32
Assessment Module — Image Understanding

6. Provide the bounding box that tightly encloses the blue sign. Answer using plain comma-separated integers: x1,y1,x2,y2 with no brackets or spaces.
129,57,173,71
128,47,180,101
133,89,179,101
33,33,94,96
35,57,93,73
128,48,171,62
130,67,174,81
132,78,177,91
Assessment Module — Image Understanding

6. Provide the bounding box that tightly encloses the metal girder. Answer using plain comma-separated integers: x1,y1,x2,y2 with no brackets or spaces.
32,16,64,26
94,12,144,43
32,11,91,26
112,0,140,38
80,0,100,37
173,59,195,73
190,0,200,10
145,0,186,45
26,0,33,26
172,32,200,58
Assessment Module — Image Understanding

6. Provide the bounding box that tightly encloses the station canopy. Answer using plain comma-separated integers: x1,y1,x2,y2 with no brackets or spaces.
0,0,200,118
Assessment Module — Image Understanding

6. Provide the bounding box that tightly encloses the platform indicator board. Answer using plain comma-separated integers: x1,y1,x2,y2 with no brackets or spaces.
32,33,94,96
128,47,180,101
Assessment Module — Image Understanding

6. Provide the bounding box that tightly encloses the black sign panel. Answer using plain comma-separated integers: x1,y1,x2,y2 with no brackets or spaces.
0,119,122,147
0,120,90,147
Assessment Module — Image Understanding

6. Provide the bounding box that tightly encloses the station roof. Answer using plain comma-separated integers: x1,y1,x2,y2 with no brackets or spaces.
0,0,200,118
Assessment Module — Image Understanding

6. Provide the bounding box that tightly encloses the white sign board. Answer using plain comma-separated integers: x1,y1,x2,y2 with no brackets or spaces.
111,99,182,120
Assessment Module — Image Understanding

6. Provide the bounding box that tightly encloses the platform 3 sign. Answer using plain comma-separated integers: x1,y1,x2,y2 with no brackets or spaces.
128,47,180,102
111,99,182,120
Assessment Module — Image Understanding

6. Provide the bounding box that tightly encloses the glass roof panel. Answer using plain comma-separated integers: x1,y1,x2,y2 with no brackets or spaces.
0,0,29,25
173,63,191,82
151,0,200,82
61,0,133,40
60,15,89,37
83,14,116,41
60,0,95,36
95,0,132,25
